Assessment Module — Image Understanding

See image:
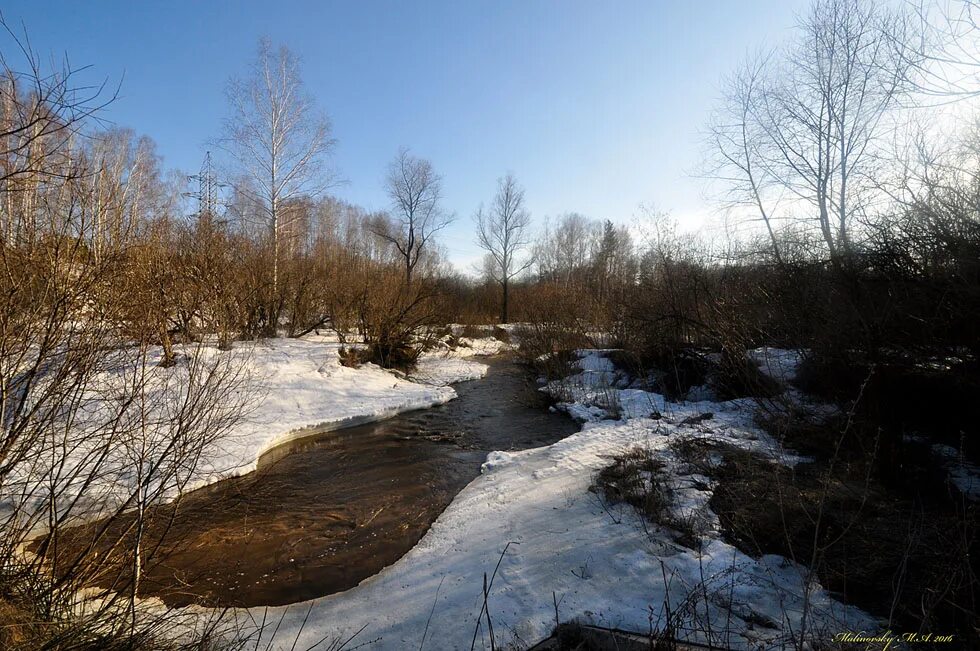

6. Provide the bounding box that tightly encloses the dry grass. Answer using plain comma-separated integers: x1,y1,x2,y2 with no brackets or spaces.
0,597,33,649
670,435,979,645
337,345,363,368
592,447,702,548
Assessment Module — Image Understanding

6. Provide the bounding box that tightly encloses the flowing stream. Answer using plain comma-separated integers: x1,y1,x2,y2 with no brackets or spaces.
124,354,578,607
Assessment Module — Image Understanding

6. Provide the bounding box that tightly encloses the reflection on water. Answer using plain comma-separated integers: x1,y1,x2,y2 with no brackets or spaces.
127,355,578,607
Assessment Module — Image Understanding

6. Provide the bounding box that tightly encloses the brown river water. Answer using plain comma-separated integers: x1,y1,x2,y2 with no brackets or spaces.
73,355,578,607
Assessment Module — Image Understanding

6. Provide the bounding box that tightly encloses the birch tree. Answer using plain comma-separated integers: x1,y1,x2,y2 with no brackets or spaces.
534,213,602,287
0,17,117,246
217,38,335,327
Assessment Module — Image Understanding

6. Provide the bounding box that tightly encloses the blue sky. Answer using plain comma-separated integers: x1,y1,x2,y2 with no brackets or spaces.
3,0,809,269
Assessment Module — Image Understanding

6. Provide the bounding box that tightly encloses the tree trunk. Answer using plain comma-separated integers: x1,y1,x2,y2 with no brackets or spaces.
501,277,509,324
130,496,145,638
159,325,177,367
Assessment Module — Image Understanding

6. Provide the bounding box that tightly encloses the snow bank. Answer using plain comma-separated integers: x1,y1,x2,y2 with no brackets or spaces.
410,336,507,386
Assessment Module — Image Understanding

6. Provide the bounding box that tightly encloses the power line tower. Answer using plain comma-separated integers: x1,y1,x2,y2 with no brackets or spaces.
187,151,220,220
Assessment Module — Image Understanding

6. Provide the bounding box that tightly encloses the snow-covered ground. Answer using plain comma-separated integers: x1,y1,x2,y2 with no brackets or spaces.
169,347,878,650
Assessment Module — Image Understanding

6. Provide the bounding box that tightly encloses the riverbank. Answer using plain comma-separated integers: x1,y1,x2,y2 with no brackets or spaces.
68,355,576,608
177,333,499,489
164,347,879,650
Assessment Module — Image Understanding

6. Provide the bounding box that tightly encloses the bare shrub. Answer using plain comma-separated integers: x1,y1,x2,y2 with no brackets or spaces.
592,447,702,547
0,26,257,649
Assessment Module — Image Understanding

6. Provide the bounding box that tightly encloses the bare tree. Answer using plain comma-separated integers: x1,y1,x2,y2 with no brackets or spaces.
904,0,980,100
475,173,533,323
0,29,253,646
707,0,919,266
591,219,635,302
216,38,335,309
371,148,452,286
0,17,118,246
534,212,602,286
705,52,786,266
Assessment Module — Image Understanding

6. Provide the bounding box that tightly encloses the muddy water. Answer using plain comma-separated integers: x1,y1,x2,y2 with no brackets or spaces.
130,355,578,607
